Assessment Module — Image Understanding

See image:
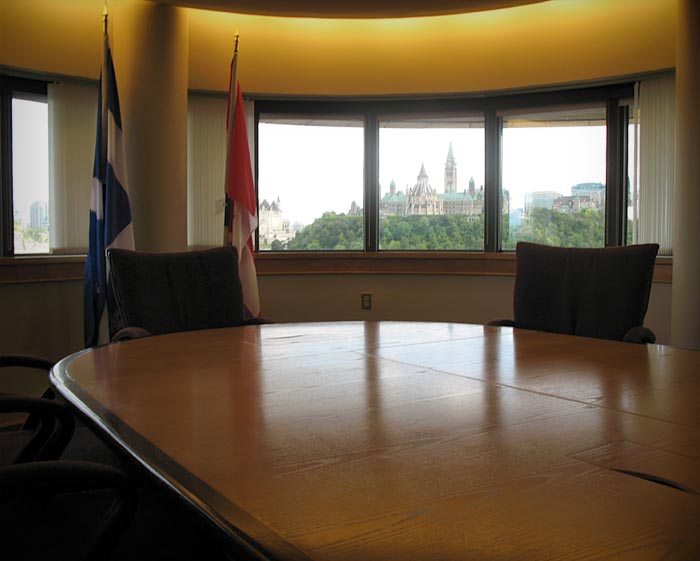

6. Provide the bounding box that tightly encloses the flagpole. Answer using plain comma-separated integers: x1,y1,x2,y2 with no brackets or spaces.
222,29,261,317
101,2,109,166
224,30,240,244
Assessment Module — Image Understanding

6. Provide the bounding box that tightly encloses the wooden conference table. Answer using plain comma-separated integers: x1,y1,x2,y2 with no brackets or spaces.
51,322,700,560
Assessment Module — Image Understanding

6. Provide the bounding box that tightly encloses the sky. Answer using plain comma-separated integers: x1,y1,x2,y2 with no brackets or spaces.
258,121,607,226
12,98,49,225
258,123,364,226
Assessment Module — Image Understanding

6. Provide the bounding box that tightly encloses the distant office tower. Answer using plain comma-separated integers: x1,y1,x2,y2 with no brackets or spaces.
30,201,48,229
571,182,605,207
524,191,560,213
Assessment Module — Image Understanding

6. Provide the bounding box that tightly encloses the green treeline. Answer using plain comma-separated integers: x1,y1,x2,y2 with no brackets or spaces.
503,208,605,249
283,212,363,250
273,208,606,251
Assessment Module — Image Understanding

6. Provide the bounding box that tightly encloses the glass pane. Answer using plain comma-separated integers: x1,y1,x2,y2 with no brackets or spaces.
12,97,49,254
257,116,364,251
379,116,485,250
501,106,606,249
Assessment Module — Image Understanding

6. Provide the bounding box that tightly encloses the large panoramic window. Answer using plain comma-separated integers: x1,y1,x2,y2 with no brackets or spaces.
257,116,364,251
254,84,642,254
500,105,607,249
378,116,485,250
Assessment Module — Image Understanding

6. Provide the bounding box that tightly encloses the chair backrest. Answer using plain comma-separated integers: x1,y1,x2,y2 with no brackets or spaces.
513,242,659,341
107,246,245,337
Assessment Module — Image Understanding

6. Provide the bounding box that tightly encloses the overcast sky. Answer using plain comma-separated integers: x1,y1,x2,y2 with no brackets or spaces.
12,98,49,224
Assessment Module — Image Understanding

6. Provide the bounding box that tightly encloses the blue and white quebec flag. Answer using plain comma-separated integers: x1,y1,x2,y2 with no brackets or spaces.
84,30,134,348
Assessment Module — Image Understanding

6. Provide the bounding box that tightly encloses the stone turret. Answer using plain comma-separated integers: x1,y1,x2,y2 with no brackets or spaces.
405,164,441,215
444,142,457,193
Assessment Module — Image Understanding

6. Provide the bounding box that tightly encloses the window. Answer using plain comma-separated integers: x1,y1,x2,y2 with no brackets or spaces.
1,75,96,257
255,83,641,253
1,76,49,256
500,105,607,249
378,115,485,250
11,95,49,254
257,115,364,251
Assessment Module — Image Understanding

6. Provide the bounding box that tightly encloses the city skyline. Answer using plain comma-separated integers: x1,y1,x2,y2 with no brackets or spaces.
258,122,607,227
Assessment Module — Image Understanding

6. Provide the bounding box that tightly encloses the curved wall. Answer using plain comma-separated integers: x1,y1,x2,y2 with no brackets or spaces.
2,0,675,95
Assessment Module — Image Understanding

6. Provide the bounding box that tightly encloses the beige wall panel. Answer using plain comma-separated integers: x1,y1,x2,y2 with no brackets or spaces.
0,274,672,396
0,281,84,395
257,275,672,344
672,0,700,350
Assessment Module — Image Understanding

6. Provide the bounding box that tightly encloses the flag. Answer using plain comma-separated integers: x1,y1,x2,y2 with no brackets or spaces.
84,22,134,347
225,38,260,318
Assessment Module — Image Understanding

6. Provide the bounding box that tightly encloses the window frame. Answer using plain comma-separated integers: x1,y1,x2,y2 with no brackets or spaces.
2,79,673,285
0,75,49,257
254,82,634,254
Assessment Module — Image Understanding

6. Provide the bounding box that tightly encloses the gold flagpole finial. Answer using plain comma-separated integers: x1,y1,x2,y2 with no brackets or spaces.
234,27,240,54
102,1,108,29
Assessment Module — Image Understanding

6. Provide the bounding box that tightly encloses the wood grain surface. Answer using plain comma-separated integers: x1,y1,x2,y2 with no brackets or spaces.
52,322,700,560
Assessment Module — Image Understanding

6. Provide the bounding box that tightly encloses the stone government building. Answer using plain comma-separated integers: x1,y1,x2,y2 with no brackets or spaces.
378,143,490,221
259,142,603,247
258,197,295,247
260,142,489,247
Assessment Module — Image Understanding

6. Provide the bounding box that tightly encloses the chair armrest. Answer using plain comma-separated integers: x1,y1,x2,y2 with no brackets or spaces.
0,460,133,500
0,355,54,371
111,326,153,342
1,354,56,428
486,319,517,327
0,397,75,463
622,326,656,344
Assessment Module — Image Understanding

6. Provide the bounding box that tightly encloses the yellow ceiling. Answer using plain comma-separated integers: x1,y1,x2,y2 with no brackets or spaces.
186,0,675,94
153,0,547,18
1,0,675,96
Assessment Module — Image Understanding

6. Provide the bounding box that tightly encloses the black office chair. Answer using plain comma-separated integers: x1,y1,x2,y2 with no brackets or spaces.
107,246,268,341
0,355,137,561
488,242,659,343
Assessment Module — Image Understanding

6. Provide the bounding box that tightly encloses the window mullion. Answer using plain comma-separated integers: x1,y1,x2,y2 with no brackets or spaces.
253,104,260,251
605,98,625,246
484,109,501,252
0,91,13,256
364,113,379,252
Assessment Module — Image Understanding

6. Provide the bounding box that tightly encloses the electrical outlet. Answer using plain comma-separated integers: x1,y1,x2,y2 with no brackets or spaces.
361,293,372,310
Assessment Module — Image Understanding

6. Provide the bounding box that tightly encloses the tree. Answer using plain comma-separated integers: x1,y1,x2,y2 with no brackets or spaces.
278,207,604,251
286,212,363,250
270,239,286,251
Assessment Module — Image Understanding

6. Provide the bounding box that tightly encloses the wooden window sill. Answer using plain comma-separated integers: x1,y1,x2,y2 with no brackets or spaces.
255,252,673,283
0,255,86,284
0,253,673,284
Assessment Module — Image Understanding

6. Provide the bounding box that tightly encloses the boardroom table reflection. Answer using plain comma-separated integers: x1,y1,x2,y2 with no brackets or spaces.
52,322,700,561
